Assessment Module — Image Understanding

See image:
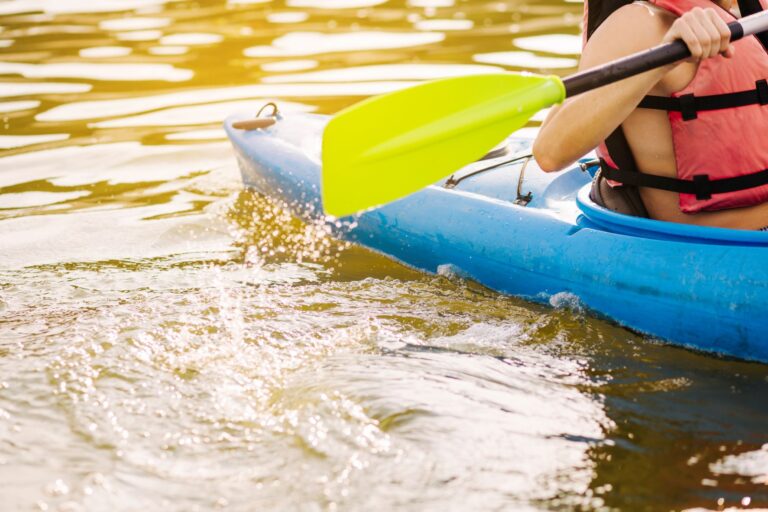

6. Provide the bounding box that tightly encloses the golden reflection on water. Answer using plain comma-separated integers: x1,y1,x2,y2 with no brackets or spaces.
1,1,767,511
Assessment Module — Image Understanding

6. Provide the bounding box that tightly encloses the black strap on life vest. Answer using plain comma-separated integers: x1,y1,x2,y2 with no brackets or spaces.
601,160,768,200
602,123,768,200
604,127,639,173
639,79,768,120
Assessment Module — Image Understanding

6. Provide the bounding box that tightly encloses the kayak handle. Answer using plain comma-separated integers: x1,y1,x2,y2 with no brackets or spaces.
233,118,277,130
563,9,768,97
233,102,280,130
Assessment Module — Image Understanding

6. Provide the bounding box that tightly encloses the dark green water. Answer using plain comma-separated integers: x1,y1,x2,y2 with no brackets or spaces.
0,1,766,510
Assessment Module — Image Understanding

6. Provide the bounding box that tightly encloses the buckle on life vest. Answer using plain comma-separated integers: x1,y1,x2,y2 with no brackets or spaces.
757,79,768,105
679,94,698,121
693,174,712,200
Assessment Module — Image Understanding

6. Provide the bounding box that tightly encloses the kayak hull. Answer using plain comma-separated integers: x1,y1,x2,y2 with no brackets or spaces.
225,112,768,362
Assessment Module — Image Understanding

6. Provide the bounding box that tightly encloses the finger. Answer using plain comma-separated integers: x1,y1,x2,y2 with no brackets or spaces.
688,9,718,58
701,17,724,58
685,12,715,58
707,9,732,54
663,22,681,43
676,18,703,58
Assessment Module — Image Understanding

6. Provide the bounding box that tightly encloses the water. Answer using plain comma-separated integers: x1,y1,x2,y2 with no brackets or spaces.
0,1,766,510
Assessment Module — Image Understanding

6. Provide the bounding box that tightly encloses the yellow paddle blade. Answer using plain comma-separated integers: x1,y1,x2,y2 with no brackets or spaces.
321,73,565,217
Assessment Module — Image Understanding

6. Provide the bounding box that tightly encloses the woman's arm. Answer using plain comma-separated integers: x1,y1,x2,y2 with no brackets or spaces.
533,3,734,172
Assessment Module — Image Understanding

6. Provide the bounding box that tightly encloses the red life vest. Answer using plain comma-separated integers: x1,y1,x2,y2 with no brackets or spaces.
587,0,768,213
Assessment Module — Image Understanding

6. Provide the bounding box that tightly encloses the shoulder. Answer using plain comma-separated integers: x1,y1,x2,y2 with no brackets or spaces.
581,2,675,68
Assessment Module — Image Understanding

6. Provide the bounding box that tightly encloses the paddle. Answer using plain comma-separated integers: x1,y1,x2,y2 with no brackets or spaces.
321,9,768,217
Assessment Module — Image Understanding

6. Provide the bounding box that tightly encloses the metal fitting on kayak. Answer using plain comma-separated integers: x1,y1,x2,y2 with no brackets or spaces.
514,156,533,206
444,152,534,206
579,159,601,174
232,102,280,131
444,153,531,189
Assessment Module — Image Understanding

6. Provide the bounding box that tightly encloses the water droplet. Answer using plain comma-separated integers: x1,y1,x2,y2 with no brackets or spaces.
44,479,69,497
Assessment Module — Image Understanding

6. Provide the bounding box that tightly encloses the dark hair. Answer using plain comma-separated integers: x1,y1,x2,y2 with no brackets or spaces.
586,0,634,40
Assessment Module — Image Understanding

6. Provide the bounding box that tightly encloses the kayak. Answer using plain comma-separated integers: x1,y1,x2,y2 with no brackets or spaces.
225,111,768,363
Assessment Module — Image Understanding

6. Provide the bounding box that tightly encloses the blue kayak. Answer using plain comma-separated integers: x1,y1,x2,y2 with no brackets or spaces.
225,111,768,363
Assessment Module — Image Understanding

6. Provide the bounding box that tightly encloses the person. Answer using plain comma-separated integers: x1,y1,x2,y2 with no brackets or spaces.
533,0,768,229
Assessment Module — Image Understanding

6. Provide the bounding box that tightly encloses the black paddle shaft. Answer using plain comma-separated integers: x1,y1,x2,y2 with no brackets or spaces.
563,12,767,97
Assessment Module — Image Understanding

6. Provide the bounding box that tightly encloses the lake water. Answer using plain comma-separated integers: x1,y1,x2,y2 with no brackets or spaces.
1,0,767,510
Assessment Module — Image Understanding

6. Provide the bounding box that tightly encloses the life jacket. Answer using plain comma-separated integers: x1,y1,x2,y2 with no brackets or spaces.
586,0,768,213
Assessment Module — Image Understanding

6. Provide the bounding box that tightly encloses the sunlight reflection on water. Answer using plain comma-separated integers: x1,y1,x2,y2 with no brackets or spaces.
243,31,447,57
0,61,194,81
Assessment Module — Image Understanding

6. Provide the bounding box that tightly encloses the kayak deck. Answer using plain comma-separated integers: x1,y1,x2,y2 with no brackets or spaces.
225,112,768,363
